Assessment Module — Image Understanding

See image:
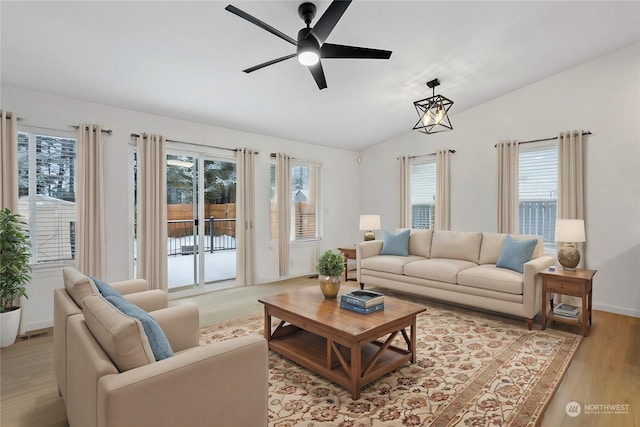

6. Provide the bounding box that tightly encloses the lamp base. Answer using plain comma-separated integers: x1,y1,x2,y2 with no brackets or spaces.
558,243,580,270
363,231,375,241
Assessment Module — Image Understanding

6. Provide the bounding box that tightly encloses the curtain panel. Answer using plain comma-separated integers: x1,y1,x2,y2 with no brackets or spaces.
435,150,451,230
136,134,168,291
76,124,106,278
276,153,291,277
496,141,519,234
398,156,411,228
558,130,586,267
0,110,18,212
235,148,256,286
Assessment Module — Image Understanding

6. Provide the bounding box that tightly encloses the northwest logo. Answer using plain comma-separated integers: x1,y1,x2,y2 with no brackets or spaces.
565,401,581,417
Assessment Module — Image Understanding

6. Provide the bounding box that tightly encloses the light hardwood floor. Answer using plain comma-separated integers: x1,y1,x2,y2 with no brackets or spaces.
1,276,638,426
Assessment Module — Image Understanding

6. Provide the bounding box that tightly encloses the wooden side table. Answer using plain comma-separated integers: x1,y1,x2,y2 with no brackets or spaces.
539,267,597,336
338,247,357,282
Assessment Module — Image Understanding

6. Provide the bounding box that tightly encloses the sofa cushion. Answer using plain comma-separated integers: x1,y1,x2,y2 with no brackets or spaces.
380,229,411,256
430,230,483,263
105,296,173,361
496,235,537,273
404,258,478,284
63,267,98,307
82,294,155,372
458,265,524,295
361,255,425,275
408,229,433,258
91,276,125,301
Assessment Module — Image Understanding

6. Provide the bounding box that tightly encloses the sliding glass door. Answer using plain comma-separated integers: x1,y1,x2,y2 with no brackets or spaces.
166,153,237,292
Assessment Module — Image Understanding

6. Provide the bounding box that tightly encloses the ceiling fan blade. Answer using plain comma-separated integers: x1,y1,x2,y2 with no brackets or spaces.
321,43,392,59
225,5,298,46
243,54,297,73
309,0,352,44
308,61,328,90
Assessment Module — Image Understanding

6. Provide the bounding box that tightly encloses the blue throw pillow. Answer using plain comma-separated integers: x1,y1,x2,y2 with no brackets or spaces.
91,276,125,302
496,235,538,273
104,296,174,361
380,229,411,256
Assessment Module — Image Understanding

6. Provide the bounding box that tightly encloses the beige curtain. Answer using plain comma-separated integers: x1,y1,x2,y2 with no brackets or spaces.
136,134,168,291
0,110,18,212
399,156,411,228
276,153,291,276
435,150,451,230
235,148,256,286
497,141,519,233
558,130,586,267
76,125,105,277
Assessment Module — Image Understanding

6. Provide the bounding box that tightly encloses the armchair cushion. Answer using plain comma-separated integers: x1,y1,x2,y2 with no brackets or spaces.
63,267,99,307
82,294,156,372
105,296,173,361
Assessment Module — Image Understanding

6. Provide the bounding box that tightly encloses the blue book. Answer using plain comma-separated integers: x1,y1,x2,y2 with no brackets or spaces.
340,300,384,314
340,290,384,308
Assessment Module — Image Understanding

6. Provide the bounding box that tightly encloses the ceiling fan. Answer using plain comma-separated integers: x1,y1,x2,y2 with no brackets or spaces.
225,0,392,90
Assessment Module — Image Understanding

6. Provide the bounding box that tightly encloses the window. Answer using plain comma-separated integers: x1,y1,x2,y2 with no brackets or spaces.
410,157,436,229
17,131,77,263
270,161,321,241
518,140,558,252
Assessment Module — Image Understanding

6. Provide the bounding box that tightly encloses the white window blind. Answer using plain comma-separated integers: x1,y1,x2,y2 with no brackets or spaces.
17,131,77,263
411,157,436,229
518,140,558,252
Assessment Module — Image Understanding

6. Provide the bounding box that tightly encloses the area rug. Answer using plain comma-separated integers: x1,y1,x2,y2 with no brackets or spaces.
200,301,581,427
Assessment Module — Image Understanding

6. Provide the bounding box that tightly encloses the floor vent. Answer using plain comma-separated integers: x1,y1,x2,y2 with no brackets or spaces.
19,330,51,341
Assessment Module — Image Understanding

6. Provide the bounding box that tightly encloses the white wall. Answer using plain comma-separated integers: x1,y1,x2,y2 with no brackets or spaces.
359,42,640,318
1,86,362,332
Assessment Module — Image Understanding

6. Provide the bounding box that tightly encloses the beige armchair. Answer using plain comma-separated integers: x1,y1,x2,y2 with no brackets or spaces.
65,294,268,427
54,267,168,401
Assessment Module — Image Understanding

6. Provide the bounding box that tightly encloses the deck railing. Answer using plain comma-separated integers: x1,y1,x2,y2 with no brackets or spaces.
167,217,236,256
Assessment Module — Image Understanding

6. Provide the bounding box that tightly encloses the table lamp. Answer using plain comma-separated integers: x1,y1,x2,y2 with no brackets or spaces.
359,215,381,241
555,219,586,270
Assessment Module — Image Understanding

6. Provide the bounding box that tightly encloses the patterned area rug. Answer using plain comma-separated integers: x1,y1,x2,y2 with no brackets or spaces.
200,300,581,427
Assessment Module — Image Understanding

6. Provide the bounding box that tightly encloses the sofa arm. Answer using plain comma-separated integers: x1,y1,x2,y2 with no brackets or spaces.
522,255,555,319
356,240,383,260
97,334,268,427
110,279,149,295
150,305,200,352
123,289,168,313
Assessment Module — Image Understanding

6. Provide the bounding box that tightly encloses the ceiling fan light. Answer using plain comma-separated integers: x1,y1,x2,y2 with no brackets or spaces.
298,50,320,66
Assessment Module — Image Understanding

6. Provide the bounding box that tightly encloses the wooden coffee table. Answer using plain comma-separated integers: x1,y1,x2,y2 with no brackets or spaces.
258,286,426,399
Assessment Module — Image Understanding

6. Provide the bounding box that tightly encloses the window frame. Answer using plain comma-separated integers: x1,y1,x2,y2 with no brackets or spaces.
410,155,437,230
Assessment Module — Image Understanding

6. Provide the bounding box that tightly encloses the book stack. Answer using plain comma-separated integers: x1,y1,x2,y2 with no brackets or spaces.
340,290,384,314
553,303,580,319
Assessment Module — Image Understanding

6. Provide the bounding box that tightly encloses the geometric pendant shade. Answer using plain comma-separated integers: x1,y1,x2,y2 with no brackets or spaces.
413,78,454,134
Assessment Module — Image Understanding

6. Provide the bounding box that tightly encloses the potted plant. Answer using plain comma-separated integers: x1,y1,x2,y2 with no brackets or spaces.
0,208,31,347
316,249,345,299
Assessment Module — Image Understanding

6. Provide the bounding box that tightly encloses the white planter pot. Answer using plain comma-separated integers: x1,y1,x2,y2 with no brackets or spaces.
1,307,22,348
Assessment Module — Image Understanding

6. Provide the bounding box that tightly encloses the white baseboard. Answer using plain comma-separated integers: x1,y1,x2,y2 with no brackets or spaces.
593,303,640,318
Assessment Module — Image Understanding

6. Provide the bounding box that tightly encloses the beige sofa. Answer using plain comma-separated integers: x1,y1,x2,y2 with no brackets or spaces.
54,267,168,401
357,229,555,329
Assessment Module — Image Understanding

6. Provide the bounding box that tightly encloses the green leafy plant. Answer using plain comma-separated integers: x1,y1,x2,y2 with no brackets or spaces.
316,249,345,277
0,208,31,312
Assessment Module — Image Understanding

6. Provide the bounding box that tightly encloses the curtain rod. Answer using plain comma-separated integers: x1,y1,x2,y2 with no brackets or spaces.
130,133,258,154
396,149,456,160
495,130,592,147
72,125,112,135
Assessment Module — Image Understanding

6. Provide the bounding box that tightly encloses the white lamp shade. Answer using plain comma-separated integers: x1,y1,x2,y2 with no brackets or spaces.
359,215,381,231
555,219,586,243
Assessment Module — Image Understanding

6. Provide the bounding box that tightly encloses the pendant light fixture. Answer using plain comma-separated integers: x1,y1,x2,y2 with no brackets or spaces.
413,78,454,134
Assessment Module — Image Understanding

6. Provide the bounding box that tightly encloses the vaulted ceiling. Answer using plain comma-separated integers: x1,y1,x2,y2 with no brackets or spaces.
2,1,639,151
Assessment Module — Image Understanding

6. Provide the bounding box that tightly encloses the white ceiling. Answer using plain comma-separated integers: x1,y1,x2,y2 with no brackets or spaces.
2,1,639,151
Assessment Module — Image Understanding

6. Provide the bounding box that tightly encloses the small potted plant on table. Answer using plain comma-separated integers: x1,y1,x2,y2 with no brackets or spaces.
316,249,345,299
0,208,31,347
